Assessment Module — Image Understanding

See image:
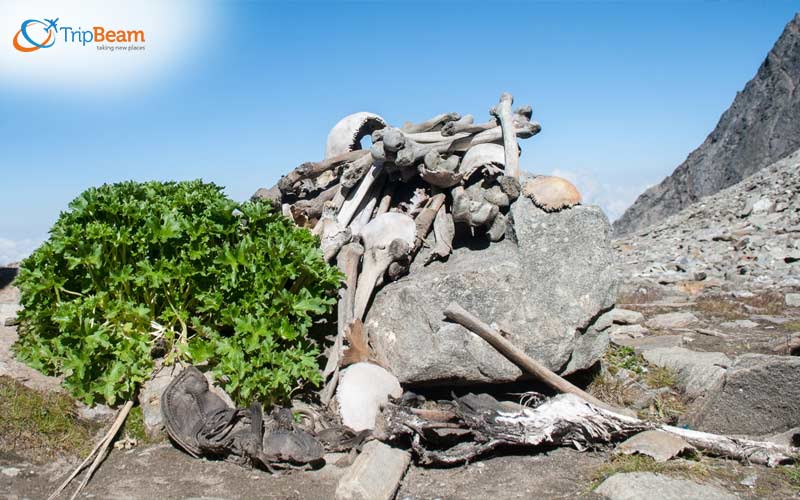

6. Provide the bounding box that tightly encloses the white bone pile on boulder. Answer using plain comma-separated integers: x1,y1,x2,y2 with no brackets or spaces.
254,93,598,429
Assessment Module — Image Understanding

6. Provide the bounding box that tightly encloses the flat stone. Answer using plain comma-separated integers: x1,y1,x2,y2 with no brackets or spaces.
690,354,800,435
642,347,730,397
786,293,800,307
595,309,645,331
645,312,699,330
335,441,410,500
613,335,683,353
595,472,737,500
608,324,648,343
615,430,694,462
1,467,21,478
719,319,759,329
366,200,617,385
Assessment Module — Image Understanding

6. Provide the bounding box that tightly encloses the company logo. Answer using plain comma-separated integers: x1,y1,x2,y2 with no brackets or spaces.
12,17,146,53
13,18,58,52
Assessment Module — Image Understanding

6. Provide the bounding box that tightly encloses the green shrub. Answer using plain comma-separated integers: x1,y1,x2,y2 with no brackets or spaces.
14,180,341,406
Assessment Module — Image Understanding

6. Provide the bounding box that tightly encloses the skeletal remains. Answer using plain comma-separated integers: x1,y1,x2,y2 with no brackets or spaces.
151,94,799,477
255,94,584,403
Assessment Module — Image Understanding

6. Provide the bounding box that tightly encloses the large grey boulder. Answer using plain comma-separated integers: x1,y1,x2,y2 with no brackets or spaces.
595,472,737,500
690,354,800,435
365,198,617,385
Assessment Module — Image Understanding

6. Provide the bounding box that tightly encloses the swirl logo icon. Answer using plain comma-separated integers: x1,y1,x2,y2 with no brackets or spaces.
13,18,59,52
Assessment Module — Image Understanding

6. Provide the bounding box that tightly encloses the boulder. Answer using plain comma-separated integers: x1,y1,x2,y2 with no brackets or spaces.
365,199,617,385
690,354,800,435
595,472,737,500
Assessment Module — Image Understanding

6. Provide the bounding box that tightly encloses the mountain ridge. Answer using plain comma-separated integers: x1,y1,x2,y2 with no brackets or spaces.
613,13,800,236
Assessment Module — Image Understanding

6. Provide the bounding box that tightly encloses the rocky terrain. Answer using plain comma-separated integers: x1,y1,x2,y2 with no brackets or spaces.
615,148,800,291
614,13,800,236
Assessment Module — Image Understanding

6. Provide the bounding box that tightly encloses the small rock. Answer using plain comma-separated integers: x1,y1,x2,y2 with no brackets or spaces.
595,309,646,331
608,324,648,342
335,440,410,500
751,197,774,214
739,475,757,488
645,312,699,330
1,467,21,477
786,293,800,307
719,319,759,329
613,334,683,353
731,290,755,298
616,430,694,462
337,362,402,431
76,403,116,424
595,472,737,500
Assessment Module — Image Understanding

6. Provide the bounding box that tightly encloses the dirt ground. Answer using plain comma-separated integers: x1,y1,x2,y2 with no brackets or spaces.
2,265,799,499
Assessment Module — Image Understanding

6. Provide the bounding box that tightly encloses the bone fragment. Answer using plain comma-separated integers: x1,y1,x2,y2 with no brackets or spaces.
353,213,416,320
490,93,520,178
341,153,376,189
338,163,383,227
401,112,460,133
426,205,455,264
413,193,446,253
376,182,396,216
278,150,368,193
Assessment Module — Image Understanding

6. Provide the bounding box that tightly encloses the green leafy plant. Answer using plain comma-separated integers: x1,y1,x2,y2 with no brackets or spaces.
14,180,341,406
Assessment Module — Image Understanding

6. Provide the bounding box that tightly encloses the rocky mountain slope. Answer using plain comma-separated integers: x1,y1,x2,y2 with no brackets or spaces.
614,13,800,236
614,148,800,288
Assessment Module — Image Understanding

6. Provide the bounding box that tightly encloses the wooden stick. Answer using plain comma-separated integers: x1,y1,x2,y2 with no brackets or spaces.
443,302,630,415
49,400,133,500
70,400,133,500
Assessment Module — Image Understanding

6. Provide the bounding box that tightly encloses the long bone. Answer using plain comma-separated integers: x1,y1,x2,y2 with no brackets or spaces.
320,242,365,405
278,149,368,194
349,174,386,236
353,212,416,320
337,163,384,227
426,205,455,264
490,93,520,178
402,112,461,133
441,115,497,137
449,120,540,153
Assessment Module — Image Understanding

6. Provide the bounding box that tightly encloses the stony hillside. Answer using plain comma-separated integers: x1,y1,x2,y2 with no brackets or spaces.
614,13,800,236
614,148,800,288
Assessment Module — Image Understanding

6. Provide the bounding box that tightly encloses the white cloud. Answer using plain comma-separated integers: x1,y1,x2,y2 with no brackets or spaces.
548,168,645,222
0,237,42,265
0,0,215,94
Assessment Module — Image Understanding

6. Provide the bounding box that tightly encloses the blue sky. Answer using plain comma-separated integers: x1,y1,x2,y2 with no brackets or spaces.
1,1,798,263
